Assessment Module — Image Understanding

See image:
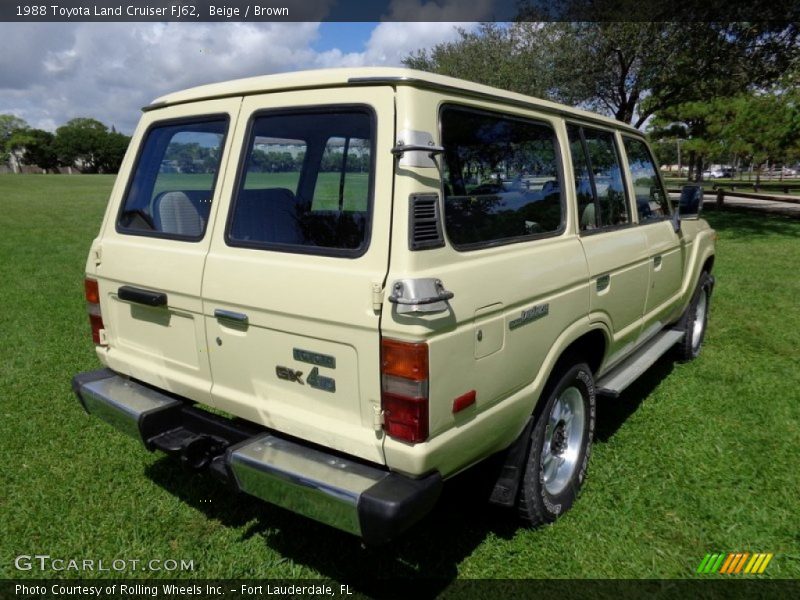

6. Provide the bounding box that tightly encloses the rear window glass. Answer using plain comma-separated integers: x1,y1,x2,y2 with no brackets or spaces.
227,109,373,256
440,107,563,250
117,118,227,240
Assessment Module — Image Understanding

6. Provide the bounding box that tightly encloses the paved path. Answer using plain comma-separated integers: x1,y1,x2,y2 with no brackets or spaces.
670,189,800,219
711,195,800,218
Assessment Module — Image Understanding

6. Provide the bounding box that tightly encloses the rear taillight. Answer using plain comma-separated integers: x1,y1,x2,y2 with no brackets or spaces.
381,338,429,443
85,278,105,345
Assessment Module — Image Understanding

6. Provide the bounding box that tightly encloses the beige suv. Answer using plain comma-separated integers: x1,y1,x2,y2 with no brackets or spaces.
72,68,716,544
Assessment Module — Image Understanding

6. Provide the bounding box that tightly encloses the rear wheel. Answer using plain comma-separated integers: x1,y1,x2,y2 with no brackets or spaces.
675,272,713,361
519,362,595,526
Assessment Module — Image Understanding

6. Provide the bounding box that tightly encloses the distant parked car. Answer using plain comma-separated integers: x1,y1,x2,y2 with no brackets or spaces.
702,168,724,179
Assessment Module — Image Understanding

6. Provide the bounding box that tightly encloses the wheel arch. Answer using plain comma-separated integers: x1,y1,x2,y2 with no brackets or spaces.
489,323,605,509
702,254,715,275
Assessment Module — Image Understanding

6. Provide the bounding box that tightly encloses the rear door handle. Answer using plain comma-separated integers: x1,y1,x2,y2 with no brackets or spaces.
214,308,248,324
654,255,663,268
118,285,167,307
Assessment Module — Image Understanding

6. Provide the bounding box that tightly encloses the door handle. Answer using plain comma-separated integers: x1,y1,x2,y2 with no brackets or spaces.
654,255,663,268
596,274,610,292
214,309,248,324
118,285,167,307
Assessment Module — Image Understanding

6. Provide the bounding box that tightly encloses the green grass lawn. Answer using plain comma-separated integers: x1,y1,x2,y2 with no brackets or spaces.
1,175,798,587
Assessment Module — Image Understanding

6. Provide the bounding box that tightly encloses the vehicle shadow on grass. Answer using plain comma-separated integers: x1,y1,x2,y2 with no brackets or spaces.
594,354,676,443
145,449,515,597
144,356,678,598
703,207,800,238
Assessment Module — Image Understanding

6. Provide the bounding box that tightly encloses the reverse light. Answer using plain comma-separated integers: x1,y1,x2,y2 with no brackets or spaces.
85,278,105,345
381,338,429,443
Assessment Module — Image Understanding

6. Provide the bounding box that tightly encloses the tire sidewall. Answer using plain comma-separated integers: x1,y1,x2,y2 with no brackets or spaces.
689,280,710,358
678,272,712,361
521,363,596,523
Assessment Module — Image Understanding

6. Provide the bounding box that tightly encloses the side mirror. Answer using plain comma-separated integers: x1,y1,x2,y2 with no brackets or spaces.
679,185,704,219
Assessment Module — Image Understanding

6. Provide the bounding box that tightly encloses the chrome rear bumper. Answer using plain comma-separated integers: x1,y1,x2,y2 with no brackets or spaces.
72,369,441,545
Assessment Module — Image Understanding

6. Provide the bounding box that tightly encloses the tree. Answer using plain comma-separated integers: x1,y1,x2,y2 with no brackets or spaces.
53,118,130,173
0,114,29,164
54,118,109,173
96,130,130,174
404,23,557,99
8,128,59,172
404,20,800,128
651,91,800,181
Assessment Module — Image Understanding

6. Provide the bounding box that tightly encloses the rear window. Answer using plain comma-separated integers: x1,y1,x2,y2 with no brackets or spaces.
440,106,563,250
227,108,373,256
117,117,228,240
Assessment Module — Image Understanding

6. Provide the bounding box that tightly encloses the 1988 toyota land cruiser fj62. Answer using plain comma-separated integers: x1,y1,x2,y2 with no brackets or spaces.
72,68,715,545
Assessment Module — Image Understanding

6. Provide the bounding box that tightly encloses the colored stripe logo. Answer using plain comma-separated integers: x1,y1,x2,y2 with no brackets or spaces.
696,553,774,574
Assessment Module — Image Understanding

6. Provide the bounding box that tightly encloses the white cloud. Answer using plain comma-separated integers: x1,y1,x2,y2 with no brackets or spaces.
0,19,476,134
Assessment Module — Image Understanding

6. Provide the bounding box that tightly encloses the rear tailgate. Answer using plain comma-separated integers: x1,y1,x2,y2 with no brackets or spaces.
94,98,242,404
200,87,395,465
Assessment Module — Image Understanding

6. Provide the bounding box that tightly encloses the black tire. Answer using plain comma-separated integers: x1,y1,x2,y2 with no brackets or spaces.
518,362,596,526
675,272,713,362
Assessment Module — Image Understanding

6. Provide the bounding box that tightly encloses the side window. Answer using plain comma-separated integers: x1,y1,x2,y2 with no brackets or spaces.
623,137,671,221
441,106,563,249
117,118,227,239
568,124,629,231
227,109,373,255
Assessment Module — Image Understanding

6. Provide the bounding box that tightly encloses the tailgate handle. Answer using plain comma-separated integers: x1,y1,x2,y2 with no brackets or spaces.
214,309,248,324
118,285,167,307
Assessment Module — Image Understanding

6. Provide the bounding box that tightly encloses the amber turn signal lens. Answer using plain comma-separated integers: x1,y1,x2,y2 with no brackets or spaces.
84,278,100,304
381,338,428,381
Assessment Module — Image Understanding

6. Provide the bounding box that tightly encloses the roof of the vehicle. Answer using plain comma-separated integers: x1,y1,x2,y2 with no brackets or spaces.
148,67,640,134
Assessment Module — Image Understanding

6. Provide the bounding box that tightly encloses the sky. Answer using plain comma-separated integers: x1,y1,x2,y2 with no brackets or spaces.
0,20,481,134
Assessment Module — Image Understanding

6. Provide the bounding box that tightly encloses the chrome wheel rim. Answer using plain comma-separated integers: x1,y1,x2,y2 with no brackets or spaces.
691,289,708,353
542,386,586,496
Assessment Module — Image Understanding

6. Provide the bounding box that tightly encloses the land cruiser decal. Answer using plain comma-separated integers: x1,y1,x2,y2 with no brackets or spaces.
509,303,550,330
293,348,336,369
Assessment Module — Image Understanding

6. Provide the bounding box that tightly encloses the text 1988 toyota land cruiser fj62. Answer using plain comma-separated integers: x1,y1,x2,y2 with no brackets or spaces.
72,68,715,545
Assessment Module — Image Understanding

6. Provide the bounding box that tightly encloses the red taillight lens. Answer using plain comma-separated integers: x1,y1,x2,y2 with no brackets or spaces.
85,278,105,345
381,338,429,443
382,393,429,443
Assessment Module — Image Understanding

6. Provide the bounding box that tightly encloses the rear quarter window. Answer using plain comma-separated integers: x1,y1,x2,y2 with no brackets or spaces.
440,106,564,250
116,117,228,240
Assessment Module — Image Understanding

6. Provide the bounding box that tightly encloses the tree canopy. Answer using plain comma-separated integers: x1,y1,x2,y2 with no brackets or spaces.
0,115,130,173
404,21,799,128
0,114,29,164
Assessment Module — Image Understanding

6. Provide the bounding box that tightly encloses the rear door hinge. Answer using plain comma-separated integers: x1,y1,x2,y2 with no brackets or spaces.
371,282,385,312
372,403,385,431
91,244,102,267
